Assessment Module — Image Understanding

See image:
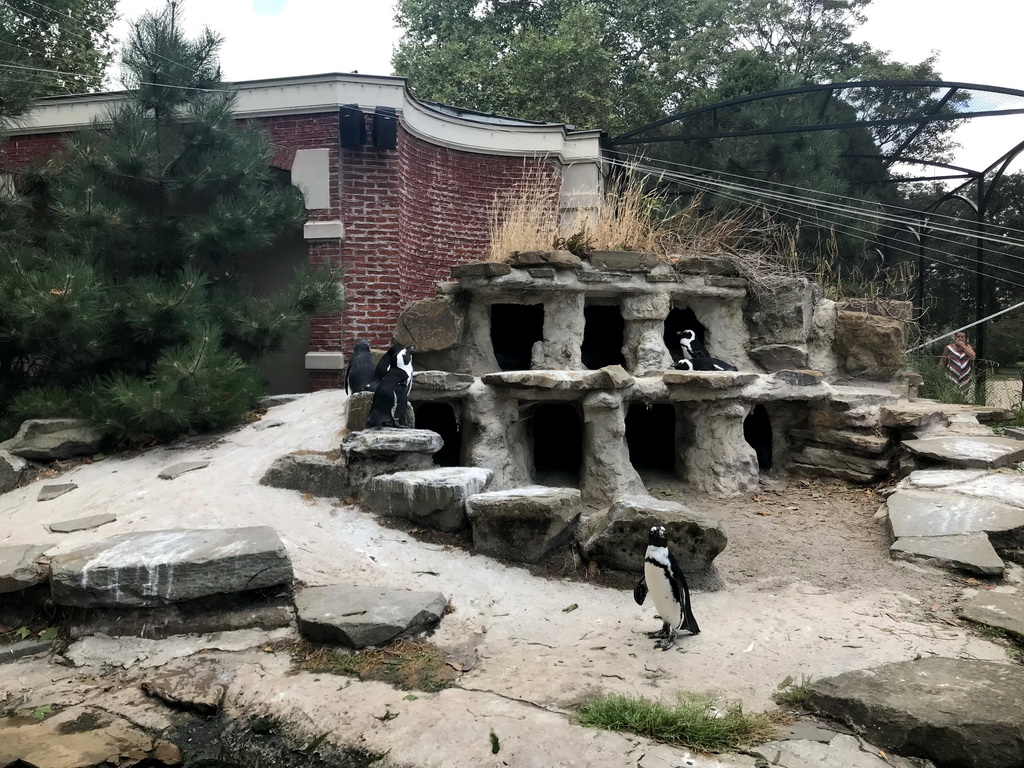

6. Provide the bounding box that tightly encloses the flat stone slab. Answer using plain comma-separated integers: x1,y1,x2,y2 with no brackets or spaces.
0,639,52,664
760,733,924,768
259,452,349,498
960,591,1024,639
49,526,293,608
588,249,660,271
341,427,441,456
158,460,210,479
48,513,117,533
579,495,727,573
0,543,51,593
771,369,823,386
142,657,237,714
412,370,475,391
662,370,758,389
362,467,493,532
451,261,512,278
507,249,582,269
467,486,581,564
37,483,77,502
806,657,1024,768
481,367,633,391
295,585,448,649
901,435,1024,469
1004,427,1024,441
890,534,1004,575
881,401,1012,428
886,489,1024,540
899,469,991,488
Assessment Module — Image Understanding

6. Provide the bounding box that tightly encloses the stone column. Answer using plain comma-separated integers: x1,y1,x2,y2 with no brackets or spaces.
462,382,531,490
684,400,759,498
621,292,672,374
533,291,585,369
581,391,647,502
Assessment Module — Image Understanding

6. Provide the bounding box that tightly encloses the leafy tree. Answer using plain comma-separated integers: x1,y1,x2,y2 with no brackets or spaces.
0,2,342,444
0,0,118,96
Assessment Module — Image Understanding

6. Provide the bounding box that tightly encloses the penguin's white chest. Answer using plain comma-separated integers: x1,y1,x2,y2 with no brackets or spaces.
645,546,683,630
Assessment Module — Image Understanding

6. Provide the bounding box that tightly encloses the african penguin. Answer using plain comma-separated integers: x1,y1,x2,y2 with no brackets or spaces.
673,356,737,372
633,524,699,650
345,340,377,394
677,329,709,361
365,365,410,429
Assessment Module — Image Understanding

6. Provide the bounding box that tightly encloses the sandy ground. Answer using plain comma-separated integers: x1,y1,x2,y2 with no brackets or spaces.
0,389,1013,767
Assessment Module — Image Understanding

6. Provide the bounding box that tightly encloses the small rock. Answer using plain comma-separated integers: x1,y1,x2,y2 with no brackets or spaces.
0,418,105,461
0,543,51,593
142,657,237,715
253,419,284,431
158,460,210,480
48,513,117,534
960,591,1024,640
37,483,77,502
295,585,448,648
0,449,28,494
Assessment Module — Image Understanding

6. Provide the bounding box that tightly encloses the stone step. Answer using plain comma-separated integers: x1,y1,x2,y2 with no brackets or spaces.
49,526,293,608
362,467,493,532
901,435,1024,469
295,585,448,648
960,591,1024,640
466,486,581,564
889,533,1004,575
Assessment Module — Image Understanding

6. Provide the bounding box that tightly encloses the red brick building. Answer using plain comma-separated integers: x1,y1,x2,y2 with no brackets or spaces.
2,74,603,392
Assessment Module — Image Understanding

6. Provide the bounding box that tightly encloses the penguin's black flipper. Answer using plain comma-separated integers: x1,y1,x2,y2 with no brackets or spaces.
633,577,648,606
668,550,700,635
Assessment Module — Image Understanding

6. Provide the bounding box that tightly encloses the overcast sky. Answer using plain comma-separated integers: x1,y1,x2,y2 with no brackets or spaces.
110,0,1023,174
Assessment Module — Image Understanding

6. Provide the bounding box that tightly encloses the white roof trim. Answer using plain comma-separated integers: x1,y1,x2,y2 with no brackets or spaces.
10,73,603,163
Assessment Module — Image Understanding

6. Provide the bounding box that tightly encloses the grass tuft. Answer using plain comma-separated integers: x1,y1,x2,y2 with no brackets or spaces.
576,692,777,752
294,638,456,692
774,674,814,706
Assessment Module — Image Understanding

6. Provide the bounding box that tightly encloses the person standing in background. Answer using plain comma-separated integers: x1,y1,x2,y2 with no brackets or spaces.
939,331,976,392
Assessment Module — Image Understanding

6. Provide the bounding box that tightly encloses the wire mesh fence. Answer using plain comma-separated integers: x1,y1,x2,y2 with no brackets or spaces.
980,361,1024,412
910,354,1024,413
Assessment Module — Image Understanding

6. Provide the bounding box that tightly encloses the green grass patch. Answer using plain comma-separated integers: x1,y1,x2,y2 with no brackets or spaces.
576,693,777,752
773,674,813,706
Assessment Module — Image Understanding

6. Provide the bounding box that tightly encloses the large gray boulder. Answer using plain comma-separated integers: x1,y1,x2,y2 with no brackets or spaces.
579,495,727,573
0,543,51,594
0,450,27,494
833,310,907,380
1,418,105,461
467,486,581,563
295,585,448,648
339,427,439,493
393,296,465,352
49,526,293,607
362,467,493,532
806,657,1024,768
259,452,349,498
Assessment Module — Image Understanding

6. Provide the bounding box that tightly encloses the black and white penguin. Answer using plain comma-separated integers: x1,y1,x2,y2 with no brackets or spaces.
677,329,709,361
345,340,377,394
672,357,738,372
633,524,700,651
365,365,410,429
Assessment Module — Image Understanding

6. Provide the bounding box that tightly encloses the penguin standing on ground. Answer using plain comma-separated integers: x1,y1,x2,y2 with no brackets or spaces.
345,340,377,394
633,524,700,651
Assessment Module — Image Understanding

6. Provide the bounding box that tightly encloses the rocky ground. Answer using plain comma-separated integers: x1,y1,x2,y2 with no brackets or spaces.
0,389,1018,768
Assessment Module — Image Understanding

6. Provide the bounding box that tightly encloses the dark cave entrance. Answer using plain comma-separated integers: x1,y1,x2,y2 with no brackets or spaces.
744,404,774,471
526,402,583,487
490,303,544,371
582,302,626,369
664,307,706,362
625,402,677,478
413,402,462,467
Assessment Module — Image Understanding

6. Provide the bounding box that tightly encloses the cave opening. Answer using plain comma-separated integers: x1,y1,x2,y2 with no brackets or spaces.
490,303,544,371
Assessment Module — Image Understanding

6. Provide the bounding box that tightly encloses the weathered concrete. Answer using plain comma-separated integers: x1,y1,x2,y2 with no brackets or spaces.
579,495,727,573
833,310,907,380
582,391,646,502
392,296,465,352
901,435,1024,469
467,486,581,564
0,639,52,664
589,250,660,271
0,543,50,594
48,513,117,533
960,591,1024,640
759,733,929,768
662,370,758,389
508,249,583,269
0,418,105,461
341,427,440,456
806,657,1024,768
49,526,293,608
481,367,633,391
772,369,823,387
889,534,1004,575
362,467,493,532
749,344,808,372
294,585,448,648
413,370,475,391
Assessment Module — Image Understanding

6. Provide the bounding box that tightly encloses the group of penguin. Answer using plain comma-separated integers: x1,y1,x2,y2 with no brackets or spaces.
671,329,737,372
343,341,698,651
345,340,415,428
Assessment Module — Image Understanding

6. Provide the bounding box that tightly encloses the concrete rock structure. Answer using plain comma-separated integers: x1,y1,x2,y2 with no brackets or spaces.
392,250,916,501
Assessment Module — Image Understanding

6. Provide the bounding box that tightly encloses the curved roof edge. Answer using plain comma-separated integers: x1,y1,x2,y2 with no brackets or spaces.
8,72,604,163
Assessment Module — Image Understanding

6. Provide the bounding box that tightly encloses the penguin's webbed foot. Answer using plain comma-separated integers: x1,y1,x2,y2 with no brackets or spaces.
654,636,675,651
646,627,669,639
